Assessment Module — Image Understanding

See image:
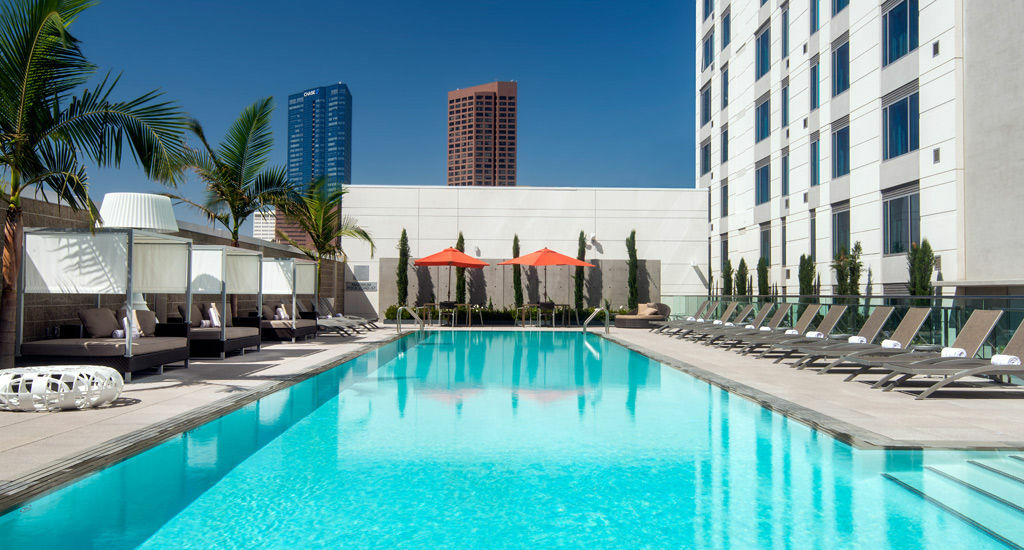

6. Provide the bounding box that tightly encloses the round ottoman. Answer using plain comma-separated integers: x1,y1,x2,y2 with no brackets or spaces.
0,366,124,412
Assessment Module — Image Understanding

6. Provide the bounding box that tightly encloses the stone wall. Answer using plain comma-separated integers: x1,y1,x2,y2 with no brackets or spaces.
374,257,661,311
5,198,345,342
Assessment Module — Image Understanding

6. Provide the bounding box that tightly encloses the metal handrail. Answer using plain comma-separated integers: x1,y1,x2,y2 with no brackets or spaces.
583,308,610,334
396,306,425,334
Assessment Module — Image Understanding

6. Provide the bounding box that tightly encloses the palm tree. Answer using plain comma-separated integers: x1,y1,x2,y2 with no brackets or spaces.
167,97,293,247
0,0,188,368
274,178,374,293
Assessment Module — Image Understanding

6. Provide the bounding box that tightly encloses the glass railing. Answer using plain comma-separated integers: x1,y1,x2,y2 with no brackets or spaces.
660,293,1024,359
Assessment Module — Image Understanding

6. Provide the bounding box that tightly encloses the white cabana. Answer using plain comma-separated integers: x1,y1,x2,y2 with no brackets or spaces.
260,257,317,331
17,228,192,357
189,245,263,344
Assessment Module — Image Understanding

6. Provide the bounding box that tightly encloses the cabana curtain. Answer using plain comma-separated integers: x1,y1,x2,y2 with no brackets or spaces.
261,258,316,295
190,246,261,294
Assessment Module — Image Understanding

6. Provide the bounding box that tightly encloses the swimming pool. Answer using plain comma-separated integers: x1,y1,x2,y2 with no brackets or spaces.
2,331,1020,548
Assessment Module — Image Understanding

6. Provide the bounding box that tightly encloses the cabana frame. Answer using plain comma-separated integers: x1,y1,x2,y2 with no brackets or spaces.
257,257,318,342
16,228,193,380
187,245,263,358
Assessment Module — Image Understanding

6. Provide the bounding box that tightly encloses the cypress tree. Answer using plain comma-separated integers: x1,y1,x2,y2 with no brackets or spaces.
908,239,935,302
798,254,815,297
575,231,586,311
396,228,409,306
626,230,639,309
455,232,466,303
757,256,770,297
722,258,734,296
735,258,749,296
512,234,523,308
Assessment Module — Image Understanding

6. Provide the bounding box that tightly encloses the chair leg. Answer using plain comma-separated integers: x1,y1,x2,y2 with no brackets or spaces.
870,371,902,389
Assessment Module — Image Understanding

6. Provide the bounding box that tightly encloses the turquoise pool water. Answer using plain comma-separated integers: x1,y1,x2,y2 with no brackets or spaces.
0,331,1015,548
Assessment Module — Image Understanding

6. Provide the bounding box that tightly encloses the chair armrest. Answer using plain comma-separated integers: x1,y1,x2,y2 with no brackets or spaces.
155,322,189,337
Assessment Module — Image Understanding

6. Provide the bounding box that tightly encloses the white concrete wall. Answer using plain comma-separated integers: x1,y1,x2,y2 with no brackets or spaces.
340,186,708,314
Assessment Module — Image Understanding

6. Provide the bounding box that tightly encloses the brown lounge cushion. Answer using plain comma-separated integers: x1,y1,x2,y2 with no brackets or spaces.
79,308,120,338
189,327,259,340
638,304,660,316
20,337,187,357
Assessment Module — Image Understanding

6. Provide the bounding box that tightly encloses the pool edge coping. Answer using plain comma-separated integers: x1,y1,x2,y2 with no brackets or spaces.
0,332,410,516
600,332,1024,452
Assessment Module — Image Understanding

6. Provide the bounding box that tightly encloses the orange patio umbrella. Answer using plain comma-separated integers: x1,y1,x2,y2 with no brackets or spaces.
499,248,595,305
415,247,489,302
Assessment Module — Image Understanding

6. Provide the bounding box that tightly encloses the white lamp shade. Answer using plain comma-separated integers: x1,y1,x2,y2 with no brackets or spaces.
99,193,178,233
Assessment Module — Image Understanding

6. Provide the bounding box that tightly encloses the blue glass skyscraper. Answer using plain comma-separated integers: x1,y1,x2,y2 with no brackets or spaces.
287,82,352,192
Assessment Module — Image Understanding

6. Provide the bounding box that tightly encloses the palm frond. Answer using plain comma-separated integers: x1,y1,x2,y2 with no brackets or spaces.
218,97,274,186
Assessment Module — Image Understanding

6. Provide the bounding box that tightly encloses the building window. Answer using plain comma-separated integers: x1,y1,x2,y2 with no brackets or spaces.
756,26,771,79
781,7,789,58
704,0,714,21
721,67,729,107
756,163,771,205
700,84,712,125
756,96,771,142
832,126,850,177
833,0,848,15
832,41,850,96
781,84,789,126
760,224,771,263
832,208,850,257
781,152,790,195
883,0,918,66
810,60,820,110
703,31,715,70
810,0,820,33
810,209,817,261
810,137,820,186
720,182,729,217
722,10,731,48
701,139,712,175
781,217,788,265
883,92,919,159
883,192,920,254
720,235,729,271
721,127,729,163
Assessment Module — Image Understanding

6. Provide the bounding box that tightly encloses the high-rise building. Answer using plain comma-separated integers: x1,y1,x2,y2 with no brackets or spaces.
697,1,1024,296
252,209,276,242
447,81,517,186
274,82,352,246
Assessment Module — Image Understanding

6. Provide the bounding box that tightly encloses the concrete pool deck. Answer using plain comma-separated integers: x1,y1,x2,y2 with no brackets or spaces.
606,329,1024,450
3,325,1024,514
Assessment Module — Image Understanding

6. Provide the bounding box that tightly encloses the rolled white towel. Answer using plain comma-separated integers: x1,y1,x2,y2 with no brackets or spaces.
784,329,799,335
725,322,735,327
760,326,772,332
991,354,1022,366
208,306,222,328
941,347,967,358
881,339,902,349
712,319,723,325
805,331,825,339
276,307,289,320
111,329,125,338
335,313,344,318
848,335,868,344
695,318,705,323
121,317,141,339
745,324,756,330
686,316,696,321
200,319,212,328
273,313,282,320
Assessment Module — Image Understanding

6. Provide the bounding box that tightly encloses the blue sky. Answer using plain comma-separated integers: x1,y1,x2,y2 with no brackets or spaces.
76,0,696,226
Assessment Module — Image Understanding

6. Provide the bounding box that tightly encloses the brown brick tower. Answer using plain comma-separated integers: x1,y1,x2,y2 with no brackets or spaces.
447,81,517,186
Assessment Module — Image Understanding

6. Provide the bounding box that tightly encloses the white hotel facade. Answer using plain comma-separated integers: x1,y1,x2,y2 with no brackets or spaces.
696,0,1024,296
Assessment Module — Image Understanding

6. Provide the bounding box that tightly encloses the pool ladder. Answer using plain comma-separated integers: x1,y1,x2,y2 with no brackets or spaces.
395,306,425,334
583,308,610,334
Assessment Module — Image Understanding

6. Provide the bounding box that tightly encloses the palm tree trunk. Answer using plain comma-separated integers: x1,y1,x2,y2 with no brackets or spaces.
229,234,240,319
1,205,24,369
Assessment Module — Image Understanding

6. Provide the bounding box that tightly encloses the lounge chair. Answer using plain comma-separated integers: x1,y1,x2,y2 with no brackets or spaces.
614,302,672,329
708,304,792,347
683,303,755,341
670,302,739,337
651,300,710,332
658,301,720,334
236,303,318,342
315,298,380,329
760,304,849,362
873,319,1024,399
803,307,932,374
839,309,1003,383
19,307,189,381
734,304,824,355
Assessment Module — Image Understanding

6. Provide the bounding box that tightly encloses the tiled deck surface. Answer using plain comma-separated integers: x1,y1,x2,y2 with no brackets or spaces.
607,329,1024,449
0,330,399,484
